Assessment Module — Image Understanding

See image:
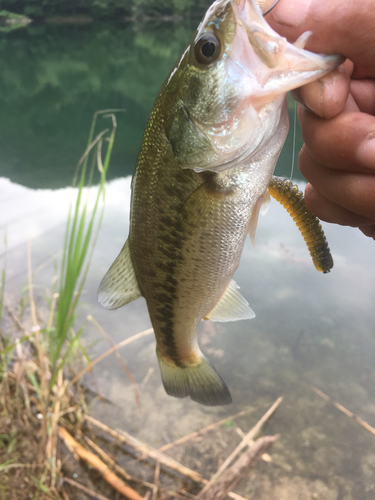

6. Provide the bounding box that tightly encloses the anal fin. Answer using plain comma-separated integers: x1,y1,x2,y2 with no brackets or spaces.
204,280,255,322
98,239,142,310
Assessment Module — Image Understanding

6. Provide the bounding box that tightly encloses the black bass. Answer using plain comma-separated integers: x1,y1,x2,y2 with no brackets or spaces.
98,0,342,406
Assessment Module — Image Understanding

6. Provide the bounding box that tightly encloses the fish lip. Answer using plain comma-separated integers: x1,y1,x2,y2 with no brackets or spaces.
228,0,344,98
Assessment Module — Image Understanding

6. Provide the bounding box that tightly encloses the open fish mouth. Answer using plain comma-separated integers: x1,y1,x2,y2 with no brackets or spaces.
231,0,344,96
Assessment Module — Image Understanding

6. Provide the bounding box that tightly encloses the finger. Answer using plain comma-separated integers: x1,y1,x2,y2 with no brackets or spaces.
291,67,350,119
265,0,375,76
350,79,375,115
360,225,375,240
298,110,375,173
304,183,375,227
299,146,375,220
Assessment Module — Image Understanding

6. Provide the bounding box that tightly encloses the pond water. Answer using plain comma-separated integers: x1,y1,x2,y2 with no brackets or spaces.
1,21,375,500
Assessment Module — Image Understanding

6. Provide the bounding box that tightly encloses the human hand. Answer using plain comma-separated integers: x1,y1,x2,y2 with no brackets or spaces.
264,0,375,239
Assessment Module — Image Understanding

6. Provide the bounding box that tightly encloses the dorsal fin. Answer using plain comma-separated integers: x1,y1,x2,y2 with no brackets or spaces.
98,240,142,310
204,280,255,322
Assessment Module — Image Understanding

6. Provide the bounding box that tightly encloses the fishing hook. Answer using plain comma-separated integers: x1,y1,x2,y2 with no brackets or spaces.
263,0,281,16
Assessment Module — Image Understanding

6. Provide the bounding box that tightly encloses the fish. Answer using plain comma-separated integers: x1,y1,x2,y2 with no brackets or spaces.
98,0,343,406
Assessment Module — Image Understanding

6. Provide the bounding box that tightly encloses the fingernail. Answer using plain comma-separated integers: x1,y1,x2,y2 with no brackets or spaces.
357,138,375,170
271,0,312,27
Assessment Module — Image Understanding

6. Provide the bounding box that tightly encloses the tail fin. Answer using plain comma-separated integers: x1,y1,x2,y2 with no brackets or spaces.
157,351,232,406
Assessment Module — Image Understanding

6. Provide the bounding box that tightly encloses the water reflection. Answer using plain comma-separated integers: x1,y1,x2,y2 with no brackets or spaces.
0,21,302,189
0,22,194,187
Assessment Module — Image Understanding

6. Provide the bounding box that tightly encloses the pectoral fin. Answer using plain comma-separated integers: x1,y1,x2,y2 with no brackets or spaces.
98,240,142,310
204,280,255,322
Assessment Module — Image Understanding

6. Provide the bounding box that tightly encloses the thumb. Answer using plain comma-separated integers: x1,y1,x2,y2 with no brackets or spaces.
265,0,375,75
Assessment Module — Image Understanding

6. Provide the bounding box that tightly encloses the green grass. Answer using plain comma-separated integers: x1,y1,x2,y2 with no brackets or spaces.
49,110,118,387
0,110,120,495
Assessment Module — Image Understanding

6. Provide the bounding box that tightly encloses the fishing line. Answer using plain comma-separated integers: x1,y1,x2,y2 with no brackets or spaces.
263,0,281,16
289,98,297,181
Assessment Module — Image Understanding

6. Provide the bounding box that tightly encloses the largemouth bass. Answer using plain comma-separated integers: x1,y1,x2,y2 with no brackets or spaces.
98,0,342,406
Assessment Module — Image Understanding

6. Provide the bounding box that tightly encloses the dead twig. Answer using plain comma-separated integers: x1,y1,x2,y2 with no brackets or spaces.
82,433,132,481
60,485,70,500
196,435,280,500
59,426,143,500
199,395,283,495
68,328,153,389
159,406,257,452
85,415,201,483
311,386,375,436
152,461,160,500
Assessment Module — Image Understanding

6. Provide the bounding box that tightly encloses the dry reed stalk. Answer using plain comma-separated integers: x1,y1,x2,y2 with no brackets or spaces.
85,415,201,483
196,435,279,500
59,426,144,500
27,240,49,463
14,340,31,412
87,315,141,407
82,433,133,481
60,485,70,500
198,395,283,495
68,328,154,389
49,485,62,500
311,386,375,436
47,371,70,486
0,339,10,415
159,406,257,452
0,462,45,471
59,405,80,418
7,370,35,392
151,461,160,500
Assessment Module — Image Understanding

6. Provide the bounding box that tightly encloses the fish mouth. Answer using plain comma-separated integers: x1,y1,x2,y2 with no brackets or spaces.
231,0,344,97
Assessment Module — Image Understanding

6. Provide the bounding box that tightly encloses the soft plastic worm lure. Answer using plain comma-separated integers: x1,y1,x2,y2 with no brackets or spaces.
268,176,334,273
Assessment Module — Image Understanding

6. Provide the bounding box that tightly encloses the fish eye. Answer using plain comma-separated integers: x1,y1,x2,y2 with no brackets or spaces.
195,32,221,65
